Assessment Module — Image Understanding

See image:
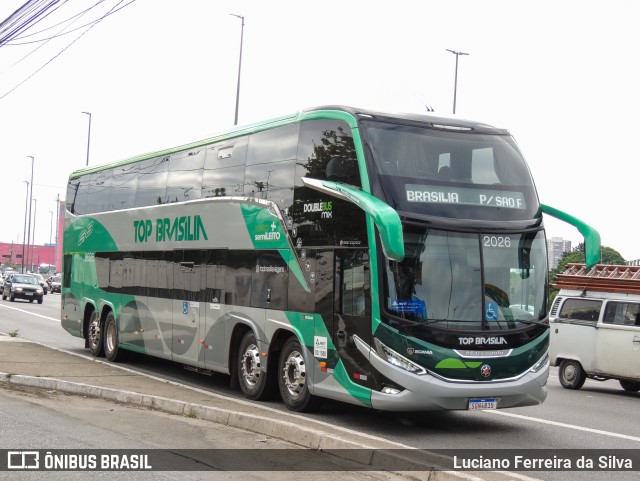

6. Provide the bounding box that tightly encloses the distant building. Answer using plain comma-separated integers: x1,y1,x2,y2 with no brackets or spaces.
548,237,572,269
0,243,57,273
626,259,640,267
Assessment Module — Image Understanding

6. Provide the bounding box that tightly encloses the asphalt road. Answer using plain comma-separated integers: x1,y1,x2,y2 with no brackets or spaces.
1,295,639,481
0,386,405,481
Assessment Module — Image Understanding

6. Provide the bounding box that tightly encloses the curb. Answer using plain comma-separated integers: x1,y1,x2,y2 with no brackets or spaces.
0,371,477,480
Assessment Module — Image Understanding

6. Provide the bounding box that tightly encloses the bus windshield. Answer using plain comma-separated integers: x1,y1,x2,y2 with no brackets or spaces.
363,120,539,221
383,228,548,330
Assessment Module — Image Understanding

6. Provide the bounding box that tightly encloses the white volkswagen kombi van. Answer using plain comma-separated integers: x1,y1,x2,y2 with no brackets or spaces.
549,264,640,392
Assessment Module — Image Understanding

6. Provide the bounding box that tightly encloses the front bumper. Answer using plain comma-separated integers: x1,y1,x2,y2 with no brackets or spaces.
354,336,549,411
11,291,43,302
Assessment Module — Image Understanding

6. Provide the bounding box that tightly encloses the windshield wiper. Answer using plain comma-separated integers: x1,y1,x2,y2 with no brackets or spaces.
512,318,549,328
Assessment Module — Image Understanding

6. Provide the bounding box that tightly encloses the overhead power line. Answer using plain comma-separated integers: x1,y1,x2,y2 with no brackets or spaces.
0,0,136,102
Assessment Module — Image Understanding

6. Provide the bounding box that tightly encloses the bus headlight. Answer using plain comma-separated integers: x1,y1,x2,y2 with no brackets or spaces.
530,352,549,373
374,338,426,375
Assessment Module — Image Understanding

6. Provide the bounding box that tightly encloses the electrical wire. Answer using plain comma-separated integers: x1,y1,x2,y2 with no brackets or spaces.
5,0,134,46
0,0,136,101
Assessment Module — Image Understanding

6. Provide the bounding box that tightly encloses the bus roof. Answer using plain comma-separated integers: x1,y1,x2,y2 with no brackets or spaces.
69,105,510,179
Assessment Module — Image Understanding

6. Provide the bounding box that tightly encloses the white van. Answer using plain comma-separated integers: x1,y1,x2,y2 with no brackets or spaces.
549,264,640,392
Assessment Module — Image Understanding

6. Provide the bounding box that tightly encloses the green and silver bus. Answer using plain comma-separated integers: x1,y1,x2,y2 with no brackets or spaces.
62,106,599,412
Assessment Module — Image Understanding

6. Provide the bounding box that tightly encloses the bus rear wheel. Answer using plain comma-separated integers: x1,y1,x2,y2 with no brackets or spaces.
87,310,104,357
104,311,129,362
237,331,274,400
619,380,640,392
558,359,586,390
278,337,321,412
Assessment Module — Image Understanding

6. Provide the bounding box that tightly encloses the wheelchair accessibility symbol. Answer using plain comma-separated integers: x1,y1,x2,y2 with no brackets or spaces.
485,301,499,321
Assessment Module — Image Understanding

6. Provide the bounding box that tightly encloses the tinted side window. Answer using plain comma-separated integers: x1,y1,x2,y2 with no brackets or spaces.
291,121,366,248
558,298,602,323
246,124,299,165
89,169,113,213
204,250,227,304
66,177,82,214
110,163,138,210
166,149,205,203
202,138,248,197
296,120,360,187
603,302,640,326
173,250,201,302
95,252,110,289
135,156,169,207
252,250,288,310
225,250,253,307
244,159,295,211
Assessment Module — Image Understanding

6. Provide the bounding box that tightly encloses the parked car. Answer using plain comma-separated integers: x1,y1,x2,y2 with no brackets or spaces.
47,275,61,293
2,274,44,303
32,273,48,295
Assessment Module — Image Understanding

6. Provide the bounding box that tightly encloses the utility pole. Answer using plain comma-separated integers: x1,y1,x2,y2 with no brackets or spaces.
446,49,469,114
82,112,92,166
26,156,34,271
231,14,245,125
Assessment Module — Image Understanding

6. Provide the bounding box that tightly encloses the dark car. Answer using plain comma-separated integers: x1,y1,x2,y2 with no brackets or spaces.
33,273,48,295
47,275,61,293
2,274,44,303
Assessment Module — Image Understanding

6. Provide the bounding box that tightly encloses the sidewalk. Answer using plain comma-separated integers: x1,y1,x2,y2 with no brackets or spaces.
0,334,525,481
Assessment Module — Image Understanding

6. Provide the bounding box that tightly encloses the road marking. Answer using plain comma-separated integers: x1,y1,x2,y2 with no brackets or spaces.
0,303,60,323
485,410,640,442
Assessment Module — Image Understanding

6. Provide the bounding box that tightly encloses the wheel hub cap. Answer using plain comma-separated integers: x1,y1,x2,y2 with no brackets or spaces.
282,350,306,396
241,344,261,386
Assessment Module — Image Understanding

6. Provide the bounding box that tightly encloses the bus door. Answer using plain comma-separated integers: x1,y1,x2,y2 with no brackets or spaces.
333,248,372,389
202,249,227,370
172,250,203,365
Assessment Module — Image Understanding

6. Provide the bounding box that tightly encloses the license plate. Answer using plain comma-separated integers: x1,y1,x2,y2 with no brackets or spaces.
25,292,33,296
469,398,497,410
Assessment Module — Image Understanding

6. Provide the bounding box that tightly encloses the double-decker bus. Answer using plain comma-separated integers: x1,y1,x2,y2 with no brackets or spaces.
62,106,600,412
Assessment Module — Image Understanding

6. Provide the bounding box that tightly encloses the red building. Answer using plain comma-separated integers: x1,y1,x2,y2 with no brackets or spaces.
1,201,64,274
0,242,58,273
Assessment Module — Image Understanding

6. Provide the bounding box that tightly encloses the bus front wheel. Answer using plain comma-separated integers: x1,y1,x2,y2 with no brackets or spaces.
87,310,104,357
559,359,586,390
104,311,129,362
237,331,274,400
278,337,321,412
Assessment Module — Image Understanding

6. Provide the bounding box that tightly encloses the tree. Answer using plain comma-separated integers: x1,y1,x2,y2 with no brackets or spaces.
551,243,626,280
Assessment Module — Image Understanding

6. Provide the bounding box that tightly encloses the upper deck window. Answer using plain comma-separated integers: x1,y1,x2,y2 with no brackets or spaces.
363,120,539,221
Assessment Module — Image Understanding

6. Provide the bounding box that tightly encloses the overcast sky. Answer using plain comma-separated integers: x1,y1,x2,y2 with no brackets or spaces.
1,0,638,261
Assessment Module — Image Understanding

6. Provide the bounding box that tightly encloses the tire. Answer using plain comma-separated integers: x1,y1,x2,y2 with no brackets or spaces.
278,337,321,412
558,359,586,390
619,380,640,392
104,311,129,362
237,331,274,400
29,299,33,303
87,310,104,357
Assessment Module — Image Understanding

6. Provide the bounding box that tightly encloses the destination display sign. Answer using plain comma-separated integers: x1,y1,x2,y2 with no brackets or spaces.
405,184,526,210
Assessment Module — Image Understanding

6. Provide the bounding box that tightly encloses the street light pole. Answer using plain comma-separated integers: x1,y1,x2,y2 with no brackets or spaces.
446,49,469,114
230,14,244,126
31,198,37,272
22,180,29,273
26,156,34,271
54,193,59,271
82,111,92,166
